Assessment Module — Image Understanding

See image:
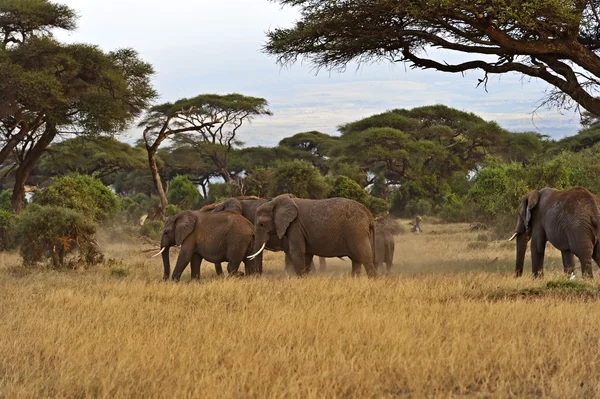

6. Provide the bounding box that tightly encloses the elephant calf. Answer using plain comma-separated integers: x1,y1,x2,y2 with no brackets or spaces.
374,228,395,273
154,210,255,281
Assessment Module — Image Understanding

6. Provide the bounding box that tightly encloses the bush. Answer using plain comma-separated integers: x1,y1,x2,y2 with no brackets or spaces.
34,173,119,223
0,209,16,250
329,175,368,204
16,204,101,268
168,175,200,209
270,160,331,199
140,220,163,240
403,199,433,217
439,193,471,223
0,190,11,212
165,204,181,217
367,197,389,216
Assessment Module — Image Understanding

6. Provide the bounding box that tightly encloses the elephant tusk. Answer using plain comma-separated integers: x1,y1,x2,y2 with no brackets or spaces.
152,247,166,258
508,232,517,241
247,243,266,260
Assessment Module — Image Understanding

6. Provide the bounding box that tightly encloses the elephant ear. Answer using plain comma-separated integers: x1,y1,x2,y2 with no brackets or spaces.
175,212,196,246
273,196,298,239
214,198,242,214
525,190,540,232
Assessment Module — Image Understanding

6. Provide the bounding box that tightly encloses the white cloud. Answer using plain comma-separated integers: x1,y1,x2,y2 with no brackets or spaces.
60,0,583,147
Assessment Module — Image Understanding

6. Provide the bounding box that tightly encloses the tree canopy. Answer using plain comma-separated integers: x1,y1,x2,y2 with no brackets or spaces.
265,0,600,116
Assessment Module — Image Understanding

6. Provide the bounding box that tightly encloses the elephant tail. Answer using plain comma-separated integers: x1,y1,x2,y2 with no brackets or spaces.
370,220,376,266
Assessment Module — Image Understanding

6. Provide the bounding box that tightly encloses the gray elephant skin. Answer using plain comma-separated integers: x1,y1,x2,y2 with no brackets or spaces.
511,187,600,278
374,227,396,273
207,196,326,274
250,195,377,277
156,210,255,281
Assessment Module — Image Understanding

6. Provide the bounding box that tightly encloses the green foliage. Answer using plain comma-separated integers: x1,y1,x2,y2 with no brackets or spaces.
33,173,119,223
270,160,331,199
0,190,12,212
0,209,16,250
242,167,273,198
439,193,470,223
36,137,148,186
329,175,368,204
208,182,231,204
15,204,100,268
367,197,389,216
140,220,163,240
402,199,433,218
165,204,181,217
167,175,200,210
265,1,597,115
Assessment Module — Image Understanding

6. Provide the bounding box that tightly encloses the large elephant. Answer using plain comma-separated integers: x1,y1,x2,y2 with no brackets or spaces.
206,196,326,274
153,210,255,281
248,195,377,277
509,187,600,278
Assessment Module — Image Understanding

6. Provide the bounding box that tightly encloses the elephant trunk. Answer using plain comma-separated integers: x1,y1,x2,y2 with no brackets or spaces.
515,233,528,277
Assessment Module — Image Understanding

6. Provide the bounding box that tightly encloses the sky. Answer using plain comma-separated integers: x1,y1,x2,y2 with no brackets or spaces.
56,0,584,147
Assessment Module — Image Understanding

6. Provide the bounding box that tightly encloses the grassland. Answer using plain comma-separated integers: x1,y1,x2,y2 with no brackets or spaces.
1,221,600,398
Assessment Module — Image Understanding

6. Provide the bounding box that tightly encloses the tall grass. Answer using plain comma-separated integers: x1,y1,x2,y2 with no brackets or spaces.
1,221,599,397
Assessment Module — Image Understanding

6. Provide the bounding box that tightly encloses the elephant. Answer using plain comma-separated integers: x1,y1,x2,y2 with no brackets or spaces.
509,187,600,278
248,194,377,277
205,196,327,274
153,210,255,281
374,227,395,274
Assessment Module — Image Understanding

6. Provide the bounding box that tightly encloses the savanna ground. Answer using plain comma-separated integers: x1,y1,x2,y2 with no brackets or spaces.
1,220,600,398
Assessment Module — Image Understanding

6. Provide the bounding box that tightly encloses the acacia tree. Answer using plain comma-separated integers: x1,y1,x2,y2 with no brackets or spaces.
265,0,600,116
140,94,271,216
0,1,156,212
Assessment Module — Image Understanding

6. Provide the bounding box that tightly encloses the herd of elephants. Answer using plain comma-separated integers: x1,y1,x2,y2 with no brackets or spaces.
152,186,600,281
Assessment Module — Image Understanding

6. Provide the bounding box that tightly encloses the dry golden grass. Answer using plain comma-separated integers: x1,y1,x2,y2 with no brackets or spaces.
2,221,600,398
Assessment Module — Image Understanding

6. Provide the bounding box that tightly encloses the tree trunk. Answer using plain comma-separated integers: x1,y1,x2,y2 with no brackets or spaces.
147,151,168,218
11,123,58,214
220,169,233,183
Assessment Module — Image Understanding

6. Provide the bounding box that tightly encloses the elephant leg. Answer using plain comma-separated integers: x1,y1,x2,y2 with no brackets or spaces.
561,250,575,275
531,239,546,279
256,251,264,275
190,253,203,280
289,247,308,276
171,247,194,282
319,257,327,272
305,254,315,274
576,250,594,279
284,252,295,275
351,260,361,277
592,241,600,269
227,261,242,276
214,262,223,276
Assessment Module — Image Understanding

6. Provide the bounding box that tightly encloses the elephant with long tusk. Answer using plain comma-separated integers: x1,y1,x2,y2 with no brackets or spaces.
156,210,256,281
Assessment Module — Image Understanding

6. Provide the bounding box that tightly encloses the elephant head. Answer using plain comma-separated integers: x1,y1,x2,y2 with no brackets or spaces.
248,195,298,260
153,211,197,280
510,190,540,277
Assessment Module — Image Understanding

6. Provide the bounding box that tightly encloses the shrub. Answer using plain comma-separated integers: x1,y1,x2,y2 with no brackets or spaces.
329,175,368,204
270,160,331,199
33,173,119,223
439,193,470,223
367,197,389,216
165,204,181,217
140,220,163,240
0,209,16,250
403,199,433,217
0,190,11,212
16,204,101,268
168,175,200,209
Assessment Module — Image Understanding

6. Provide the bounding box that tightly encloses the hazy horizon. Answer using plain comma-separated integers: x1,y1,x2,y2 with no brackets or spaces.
57,0,584,147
